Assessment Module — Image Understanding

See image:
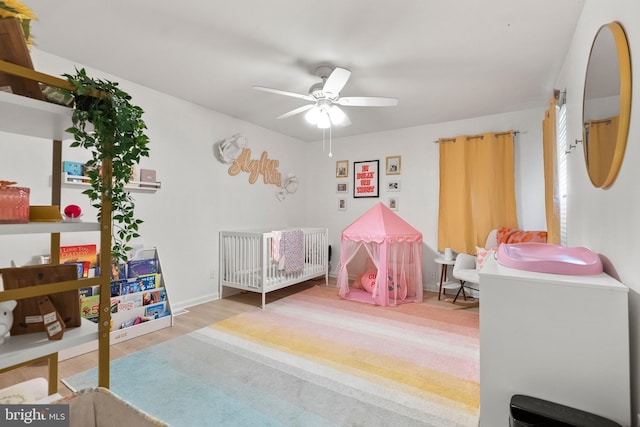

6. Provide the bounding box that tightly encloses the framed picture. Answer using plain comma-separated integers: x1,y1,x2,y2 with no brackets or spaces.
353,160,379,198
336,160,349,178
388,197,399,211
338,198,347,211
386,156,401,175
386,180,401,192
336,182,349,193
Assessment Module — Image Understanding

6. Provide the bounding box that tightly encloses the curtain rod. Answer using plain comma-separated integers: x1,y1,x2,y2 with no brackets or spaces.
585,119,612,125
433,130,520,143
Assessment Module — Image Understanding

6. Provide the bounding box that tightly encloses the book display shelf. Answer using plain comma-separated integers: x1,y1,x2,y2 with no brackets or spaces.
60,248,174,360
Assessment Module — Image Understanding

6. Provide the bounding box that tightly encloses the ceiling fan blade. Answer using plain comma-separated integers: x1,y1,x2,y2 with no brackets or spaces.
253,86,314,101
276,104,314,119
336,96,398,107
322,67,351,97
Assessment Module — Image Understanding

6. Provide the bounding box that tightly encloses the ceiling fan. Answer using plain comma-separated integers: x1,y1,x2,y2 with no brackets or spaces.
253,66,398,129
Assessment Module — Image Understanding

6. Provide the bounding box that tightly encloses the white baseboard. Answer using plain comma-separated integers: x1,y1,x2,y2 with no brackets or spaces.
171,292,218,312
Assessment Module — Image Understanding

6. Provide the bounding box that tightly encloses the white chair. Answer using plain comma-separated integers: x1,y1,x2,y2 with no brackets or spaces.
450,229,499,303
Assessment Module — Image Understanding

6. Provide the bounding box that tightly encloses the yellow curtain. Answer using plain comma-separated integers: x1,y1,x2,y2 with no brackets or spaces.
585,116,619,187
542,96,560,245
438,131,518,254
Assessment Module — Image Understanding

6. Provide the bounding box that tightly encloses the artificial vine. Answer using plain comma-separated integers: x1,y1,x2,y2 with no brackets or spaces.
64,68,150,263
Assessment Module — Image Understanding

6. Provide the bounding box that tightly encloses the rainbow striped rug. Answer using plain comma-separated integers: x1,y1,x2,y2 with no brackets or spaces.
64,285,479,426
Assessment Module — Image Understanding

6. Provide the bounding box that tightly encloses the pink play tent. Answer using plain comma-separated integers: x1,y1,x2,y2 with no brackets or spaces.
337,203,423,306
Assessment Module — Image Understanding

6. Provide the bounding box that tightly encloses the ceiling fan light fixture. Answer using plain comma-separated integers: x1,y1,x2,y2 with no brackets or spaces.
304,106,320,125
328,105,347,125
317,111,331,129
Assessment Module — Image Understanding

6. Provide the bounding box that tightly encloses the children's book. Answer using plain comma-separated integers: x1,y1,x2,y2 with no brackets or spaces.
120,280,142,295
127,258,158,278
65,261,90,278
80,295,100,319
142,290,166,306
110,263,127,281
62,161,85,178
138,274,159,291
60,245,98,268
144,302,165,318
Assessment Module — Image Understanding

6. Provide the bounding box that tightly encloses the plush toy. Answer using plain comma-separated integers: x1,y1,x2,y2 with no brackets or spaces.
360,268,408,300
0,300,17,345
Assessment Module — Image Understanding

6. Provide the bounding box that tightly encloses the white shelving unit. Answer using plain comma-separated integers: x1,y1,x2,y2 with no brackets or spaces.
0,221,100,235
1,319,98,370
62,173,161,192
0,65,112,393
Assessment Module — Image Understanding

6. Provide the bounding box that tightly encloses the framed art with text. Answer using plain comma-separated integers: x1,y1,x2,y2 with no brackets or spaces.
353,160,379,198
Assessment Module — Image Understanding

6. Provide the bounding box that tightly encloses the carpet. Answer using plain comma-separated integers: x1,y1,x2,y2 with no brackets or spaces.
63,285,479,426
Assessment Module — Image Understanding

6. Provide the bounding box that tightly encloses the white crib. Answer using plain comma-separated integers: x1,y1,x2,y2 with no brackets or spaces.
219,228,329,308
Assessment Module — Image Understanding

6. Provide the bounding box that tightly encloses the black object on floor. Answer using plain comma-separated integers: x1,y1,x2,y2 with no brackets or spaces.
509,394,622,427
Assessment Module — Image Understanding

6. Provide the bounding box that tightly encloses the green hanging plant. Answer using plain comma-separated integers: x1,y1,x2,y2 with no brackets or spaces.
63,68,150,263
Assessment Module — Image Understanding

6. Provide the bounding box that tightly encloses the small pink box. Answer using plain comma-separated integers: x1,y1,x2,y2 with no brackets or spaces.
0,186,30,223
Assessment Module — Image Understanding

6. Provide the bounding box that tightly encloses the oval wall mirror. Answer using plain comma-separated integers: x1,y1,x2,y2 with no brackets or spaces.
582,21,632,189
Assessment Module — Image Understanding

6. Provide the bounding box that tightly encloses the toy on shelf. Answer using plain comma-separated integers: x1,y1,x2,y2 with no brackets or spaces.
63,204,82,222
0,300,17,345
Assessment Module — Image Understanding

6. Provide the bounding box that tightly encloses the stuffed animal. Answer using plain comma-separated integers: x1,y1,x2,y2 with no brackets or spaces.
0,300,17,345
360,268,408,300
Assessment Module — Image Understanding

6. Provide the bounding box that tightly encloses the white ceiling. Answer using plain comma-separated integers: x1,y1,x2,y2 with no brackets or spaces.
29,0,585,142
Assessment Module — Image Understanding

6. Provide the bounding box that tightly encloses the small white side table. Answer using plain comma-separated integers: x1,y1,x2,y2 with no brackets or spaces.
434,255,456,300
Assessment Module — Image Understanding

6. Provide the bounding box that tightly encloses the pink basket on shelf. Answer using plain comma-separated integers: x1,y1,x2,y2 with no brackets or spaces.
0,184,30,224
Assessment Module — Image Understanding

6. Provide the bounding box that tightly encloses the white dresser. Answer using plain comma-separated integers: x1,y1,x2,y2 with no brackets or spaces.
479,259,630,426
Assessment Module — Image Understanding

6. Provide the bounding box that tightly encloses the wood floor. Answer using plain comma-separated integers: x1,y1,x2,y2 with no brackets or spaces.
0,277,477,396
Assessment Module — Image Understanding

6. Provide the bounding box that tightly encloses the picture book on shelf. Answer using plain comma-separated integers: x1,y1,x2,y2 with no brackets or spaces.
120,280,141,295
119,293,143,310
144,302,165,318
139,273,159,291
60,244,97,267
143,290,166,306
127,258,158,278
62,161,85,177
65,261,90,278
80,295,99,319
111,263,127,281
111,273,160,297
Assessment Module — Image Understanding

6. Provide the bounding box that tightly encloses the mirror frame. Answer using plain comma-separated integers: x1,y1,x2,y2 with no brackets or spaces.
582,21,632,189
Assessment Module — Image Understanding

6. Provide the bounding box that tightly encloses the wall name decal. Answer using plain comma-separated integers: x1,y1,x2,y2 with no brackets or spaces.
228,148,282,186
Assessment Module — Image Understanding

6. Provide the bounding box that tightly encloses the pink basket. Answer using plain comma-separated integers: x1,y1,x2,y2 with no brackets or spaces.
0,186,30,224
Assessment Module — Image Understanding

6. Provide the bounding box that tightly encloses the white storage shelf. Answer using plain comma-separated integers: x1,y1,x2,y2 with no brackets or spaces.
0,91,73,140
0,319,98,370
0,85,111,391
0,221,100,235
62,173,161,192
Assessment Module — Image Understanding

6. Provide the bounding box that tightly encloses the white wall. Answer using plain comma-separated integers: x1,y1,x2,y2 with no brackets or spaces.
0,50,310,310
304,108,547,289
555,0,640,421
0,48,547,304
